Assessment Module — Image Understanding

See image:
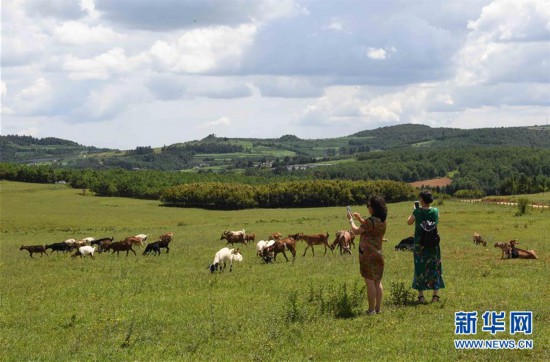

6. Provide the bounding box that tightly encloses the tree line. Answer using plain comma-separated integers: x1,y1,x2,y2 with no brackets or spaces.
160,180,413,209
305,147,550,196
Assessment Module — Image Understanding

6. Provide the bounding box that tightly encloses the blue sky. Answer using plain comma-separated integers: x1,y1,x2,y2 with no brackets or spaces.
2,0,549,149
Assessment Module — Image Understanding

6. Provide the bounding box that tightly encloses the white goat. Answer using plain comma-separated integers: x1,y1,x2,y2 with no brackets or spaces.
72,245,96,258
228,229,245,237
208,247,243,273
81,237,95,244
134,234,148,242
256,240,275,256
63,238,76,245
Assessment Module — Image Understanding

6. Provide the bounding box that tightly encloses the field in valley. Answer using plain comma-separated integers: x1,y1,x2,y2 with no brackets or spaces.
1,181,549,361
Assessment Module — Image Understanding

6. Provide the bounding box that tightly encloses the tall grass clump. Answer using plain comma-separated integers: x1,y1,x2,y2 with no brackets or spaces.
516,197,530,216
285,281,366,322
284,291,304,324
388,282,417,306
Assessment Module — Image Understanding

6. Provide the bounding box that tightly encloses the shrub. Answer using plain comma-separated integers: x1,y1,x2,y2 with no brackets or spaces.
516,197,530,216
284,291,303,324
388,282,416,306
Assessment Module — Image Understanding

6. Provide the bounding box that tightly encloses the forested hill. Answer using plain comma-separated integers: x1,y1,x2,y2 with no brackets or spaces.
351,124,550,149
1,124,549,169
0,135,110,164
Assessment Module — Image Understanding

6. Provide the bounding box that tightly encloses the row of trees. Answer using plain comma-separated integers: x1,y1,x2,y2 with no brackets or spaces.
308,147,550,196
161,180,413,209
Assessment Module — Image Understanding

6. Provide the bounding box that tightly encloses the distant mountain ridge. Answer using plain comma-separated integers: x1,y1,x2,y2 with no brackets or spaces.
1,124,549,168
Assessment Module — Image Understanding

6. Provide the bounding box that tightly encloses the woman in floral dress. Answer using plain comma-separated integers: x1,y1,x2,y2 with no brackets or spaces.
348,195,387,315
407,190,445,303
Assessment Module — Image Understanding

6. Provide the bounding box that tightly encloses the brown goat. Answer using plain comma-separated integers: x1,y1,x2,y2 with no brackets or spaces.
509,240,538,259
268,232,282,240
296,232,333,256
103,241,136,256
332,230,352,255
263,235,298,262
494,241,512,259
244,233,256,243
122,236,144,248
20,245,48,258
221,230,247,246
473,233,487,247
159,232,174,243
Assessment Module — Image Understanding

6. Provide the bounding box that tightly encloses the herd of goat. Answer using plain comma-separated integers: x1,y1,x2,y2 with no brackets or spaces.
18,229,538,273
19,232,174,259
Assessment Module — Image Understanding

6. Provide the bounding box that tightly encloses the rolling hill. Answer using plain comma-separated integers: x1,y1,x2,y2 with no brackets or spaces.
1,124,549,172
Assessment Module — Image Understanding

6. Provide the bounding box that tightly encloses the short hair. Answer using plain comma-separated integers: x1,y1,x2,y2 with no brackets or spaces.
368,195,387,222
419,190,434,204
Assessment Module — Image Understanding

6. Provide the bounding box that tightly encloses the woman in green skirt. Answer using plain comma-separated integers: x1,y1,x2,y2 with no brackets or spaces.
407,190,445,303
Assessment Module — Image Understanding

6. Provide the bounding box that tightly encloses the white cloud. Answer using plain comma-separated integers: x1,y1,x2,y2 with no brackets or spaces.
326,18,344,32
366,47,396,60
54,21,122,45
455,0,550,85
80,0,100,20
150,24,257,73
79,81,152,120
63,48,149,80
200,116,232,129
18,78,52,99
1,81,7,97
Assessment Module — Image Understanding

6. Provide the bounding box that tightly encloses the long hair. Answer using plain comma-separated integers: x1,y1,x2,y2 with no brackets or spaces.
368,195,387,222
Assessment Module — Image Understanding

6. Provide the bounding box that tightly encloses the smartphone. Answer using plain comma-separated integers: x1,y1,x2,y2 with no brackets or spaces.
414,201,420,209
347,206,352,214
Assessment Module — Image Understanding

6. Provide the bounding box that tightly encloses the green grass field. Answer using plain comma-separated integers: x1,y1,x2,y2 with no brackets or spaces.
1,181,548,361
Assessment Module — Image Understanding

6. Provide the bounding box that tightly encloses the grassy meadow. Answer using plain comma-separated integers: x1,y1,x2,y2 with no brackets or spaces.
1,181,549,361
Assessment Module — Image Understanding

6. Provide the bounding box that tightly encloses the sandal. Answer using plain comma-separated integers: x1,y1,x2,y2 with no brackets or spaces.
366,310,376,316
431,295,440,302
417,296,426,304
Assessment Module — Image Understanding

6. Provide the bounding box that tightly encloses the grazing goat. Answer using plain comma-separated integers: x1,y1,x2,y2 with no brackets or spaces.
494,241,512,259
91,237,114,253
72,245,96,259
104,241,136,256
349,232,356,249
269,232,282,240
509,240,538,259
20,245,48,258
245,233,256,243
296,232,333,256
332,230,352,255
143,241,161,256
63,239,76,245
221,230,247,246
208,247,243,273
395,236,414,251
256,240,275,257
45,242,72,254
263,235,298,262
473,233,487,247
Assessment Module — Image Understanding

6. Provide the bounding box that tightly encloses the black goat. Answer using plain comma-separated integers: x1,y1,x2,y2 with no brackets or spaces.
45,242,72,254
91,237,114,253
395,236,414,251
143,242,161,256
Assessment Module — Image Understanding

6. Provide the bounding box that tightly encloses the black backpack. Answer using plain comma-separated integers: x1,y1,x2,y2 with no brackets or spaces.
419,220,440,248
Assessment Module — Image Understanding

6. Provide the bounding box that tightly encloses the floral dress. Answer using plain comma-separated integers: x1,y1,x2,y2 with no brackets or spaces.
359,216,386,281
412,207,445,291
